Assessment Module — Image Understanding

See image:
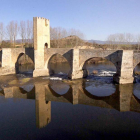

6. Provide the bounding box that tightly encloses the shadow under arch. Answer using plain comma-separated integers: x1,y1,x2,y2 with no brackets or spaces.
0,89,4,96
133,62,140,83
46,53,71,76
130,93,140,113
0,49,2,67
80,57,117,78
15,52,34,75
132,94,140,104
46,84,73,103
133,51,140,69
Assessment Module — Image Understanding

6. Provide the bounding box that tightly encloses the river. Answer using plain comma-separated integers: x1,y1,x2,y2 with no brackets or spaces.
0,62,140,139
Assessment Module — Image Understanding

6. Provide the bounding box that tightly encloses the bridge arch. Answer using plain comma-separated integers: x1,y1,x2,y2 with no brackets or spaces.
133,63,140,74
0,50,2,67
133,51,140,68
44,53,71,76
79,50,123,79
15,52,34,74
133,51,140,83
80,57,117,78
133,58,140,83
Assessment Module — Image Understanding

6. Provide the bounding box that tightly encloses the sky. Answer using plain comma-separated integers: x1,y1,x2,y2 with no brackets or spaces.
0,0,140,40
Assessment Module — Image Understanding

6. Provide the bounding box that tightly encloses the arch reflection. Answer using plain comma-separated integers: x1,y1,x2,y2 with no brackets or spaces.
1,81,140,129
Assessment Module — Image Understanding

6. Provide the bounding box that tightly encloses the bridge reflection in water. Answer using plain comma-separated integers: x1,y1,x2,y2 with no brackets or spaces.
0,81,140,129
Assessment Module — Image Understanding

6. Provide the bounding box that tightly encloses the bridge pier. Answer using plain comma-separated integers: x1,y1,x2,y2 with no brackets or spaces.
33,50,49,77
0,48,15,75
68,49,83,79
113,50,134,84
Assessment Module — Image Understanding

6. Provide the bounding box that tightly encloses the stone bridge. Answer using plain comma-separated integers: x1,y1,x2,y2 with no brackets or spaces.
0,17,140,84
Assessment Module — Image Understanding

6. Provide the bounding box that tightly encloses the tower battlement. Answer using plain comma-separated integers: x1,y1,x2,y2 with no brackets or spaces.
33,17,50,50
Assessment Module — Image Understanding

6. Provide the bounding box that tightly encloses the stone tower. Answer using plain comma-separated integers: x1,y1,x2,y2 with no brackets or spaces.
33,17,50,49
33,17,50,77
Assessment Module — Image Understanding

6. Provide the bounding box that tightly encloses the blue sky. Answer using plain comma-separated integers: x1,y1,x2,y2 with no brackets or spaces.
0,0,140,40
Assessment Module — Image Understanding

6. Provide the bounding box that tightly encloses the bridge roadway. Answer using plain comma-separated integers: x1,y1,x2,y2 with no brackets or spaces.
0,82,140,128
0,48,140,84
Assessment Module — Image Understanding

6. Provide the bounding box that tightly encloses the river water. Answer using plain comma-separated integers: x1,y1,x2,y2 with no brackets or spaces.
0,62,140,139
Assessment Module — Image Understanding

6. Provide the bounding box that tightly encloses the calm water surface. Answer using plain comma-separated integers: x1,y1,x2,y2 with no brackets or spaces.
0,62,140,140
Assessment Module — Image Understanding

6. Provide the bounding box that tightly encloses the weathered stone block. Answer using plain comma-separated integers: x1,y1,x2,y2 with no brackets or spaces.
33,69,49,77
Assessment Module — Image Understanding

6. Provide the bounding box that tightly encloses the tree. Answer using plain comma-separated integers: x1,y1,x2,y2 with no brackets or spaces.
0,22,4,45
50,27,68,48
107,34,117,49
67,28,84,47
118,33,125,45
125,33,134,47
50,27,85,48
6,21,18,47
6,21,14,45
26,20,33,47
136,34,140,50
13,21,18,47
19,21,26,47
0,40,12,48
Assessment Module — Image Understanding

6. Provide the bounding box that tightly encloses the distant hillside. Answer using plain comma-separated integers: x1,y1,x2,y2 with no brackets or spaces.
88,40,107,44
87,39,137,45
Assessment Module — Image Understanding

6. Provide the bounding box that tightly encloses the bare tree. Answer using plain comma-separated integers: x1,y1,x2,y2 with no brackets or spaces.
136,34,140,50
125,33,134,46
19,21,26,47
68,28,84,47
50,27,58,48
107,33,136,49
74,30,84,46
50,27,85,48
0,22,4,44
118,33,125,45
13,21,18,47
6,21,14,45
6,21,18,47
26,20,33,47
107,34,117,49
50,27,68,48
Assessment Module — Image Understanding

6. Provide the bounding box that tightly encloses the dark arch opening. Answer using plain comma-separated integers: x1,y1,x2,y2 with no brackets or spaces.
82,57,117,79
48,53,71,79
15,53,34,76
45,43,48,48
134,62,140,83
